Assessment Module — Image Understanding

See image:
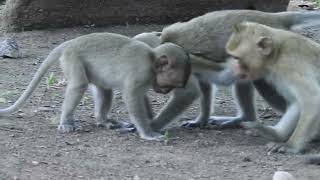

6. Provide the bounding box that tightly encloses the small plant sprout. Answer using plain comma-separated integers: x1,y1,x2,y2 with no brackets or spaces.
46,72,56,89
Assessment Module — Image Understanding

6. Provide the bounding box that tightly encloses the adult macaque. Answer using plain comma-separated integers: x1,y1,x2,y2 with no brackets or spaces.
225,22,320,154
0,32,191,141
150,10,320,131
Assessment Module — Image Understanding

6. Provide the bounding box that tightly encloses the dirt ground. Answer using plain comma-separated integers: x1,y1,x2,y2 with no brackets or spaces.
0,1,320,180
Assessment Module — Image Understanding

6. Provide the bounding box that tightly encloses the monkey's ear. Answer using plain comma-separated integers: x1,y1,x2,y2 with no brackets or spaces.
256,36,273,56
154,55,174,72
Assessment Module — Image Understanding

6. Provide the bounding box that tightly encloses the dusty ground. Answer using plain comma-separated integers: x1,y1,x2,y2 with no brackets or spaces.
0,2,320,180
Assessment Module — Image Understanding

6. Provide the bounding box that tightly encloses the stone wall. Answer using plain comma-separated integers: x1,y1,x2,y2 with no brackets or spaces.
2,0,290,31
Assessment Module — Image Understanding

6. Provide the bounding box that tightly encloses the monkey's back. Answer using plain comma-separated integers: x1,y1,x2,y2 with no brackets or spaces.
162,10,287,62
61,32,154,89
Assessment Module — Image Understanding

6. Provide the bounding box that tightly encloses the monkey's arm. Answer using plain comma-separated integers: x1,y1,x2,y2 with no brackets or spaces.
151,76,201,131
242,102,300,142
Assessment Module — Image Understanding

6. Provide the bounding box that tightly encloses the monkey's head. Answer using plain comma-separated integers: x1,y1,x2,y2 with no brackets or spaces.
153,43,191,94
225,22,278,80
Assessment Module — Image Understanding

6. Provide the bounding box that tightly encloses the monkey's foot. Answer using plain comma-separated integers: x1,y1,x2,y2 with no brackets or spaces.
181,119,207,129
57,124,76,133
140,132,165,141
111,121,136,133
266,142,302,154
208,116,243,129
97,120,136,132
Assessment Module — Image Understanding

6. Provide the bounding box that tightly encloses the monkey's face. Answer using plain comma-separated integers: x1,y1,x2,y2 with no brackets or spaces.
226,22,275,81
153,54,191,94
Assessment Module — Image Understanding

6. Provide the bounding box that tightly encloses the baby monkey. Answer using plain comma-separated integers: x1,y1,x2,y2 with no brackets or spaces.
225,22,320,153
0,32,191,141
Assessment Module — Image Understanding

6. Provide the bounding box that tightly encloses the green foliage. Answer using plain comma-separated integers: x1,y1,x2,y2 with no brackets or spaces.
164,130,170,139
46,72,56,89
313,0,320,6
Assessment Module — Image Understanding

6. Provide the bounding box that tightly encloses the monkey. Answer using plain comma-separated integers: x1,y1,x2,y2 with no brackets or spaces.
57,31,163,132
149,9,320,132
0,32,192,141
224,21,320,154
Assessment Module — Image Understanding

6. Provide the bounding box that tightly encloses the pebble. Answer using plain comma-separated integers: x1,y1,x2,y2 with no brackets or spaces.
0,39,19,58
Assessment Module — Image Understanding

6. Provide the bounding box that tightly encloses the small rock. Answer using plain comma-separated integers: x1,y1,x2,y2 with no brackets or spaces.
244,130,253,136
31,161,40,165
273,171,296,180
133,175,140,180
116,110,122,114
243,157,251,162
54,153,62,157
38,106,53,112
0,38,19,58
245,130,259,137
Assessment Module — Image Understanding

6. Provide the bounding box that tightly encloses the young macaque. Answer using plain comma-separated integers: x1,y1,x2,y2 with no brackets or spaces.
0,32,191,141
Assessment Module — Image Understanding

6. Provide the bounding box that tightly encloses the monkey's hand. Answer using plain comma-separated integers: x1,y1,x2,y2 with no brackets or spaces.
58,124,78,133
100,120,135,130
208,116,244,129
266,142,303,154
58,120,81,133
181,119,207,129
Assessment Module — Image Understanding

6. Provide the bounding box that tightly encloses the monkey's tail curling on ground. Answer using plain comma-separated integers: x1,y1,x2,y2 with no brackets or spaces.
304,155,320,165
0,41,70,116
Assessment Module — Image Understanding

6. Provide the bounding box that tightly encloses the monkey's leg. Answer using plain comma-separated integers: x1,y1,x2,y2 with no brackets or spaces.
145,95,154,119
277,101,319,154
151,76,201,131
182,81,212,128
209,82,257,128
118,95,152,133
123,84,163,141
91,85,113,126
210,85,218,115
254,79,286,113
243,103,300,142
58,75,88,133
91,85,134,130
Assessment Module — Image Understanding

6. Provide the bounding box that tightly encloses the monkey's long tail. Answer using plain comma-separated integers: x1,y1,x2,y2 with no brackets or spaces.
304,155,320,165
0,41,70,116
